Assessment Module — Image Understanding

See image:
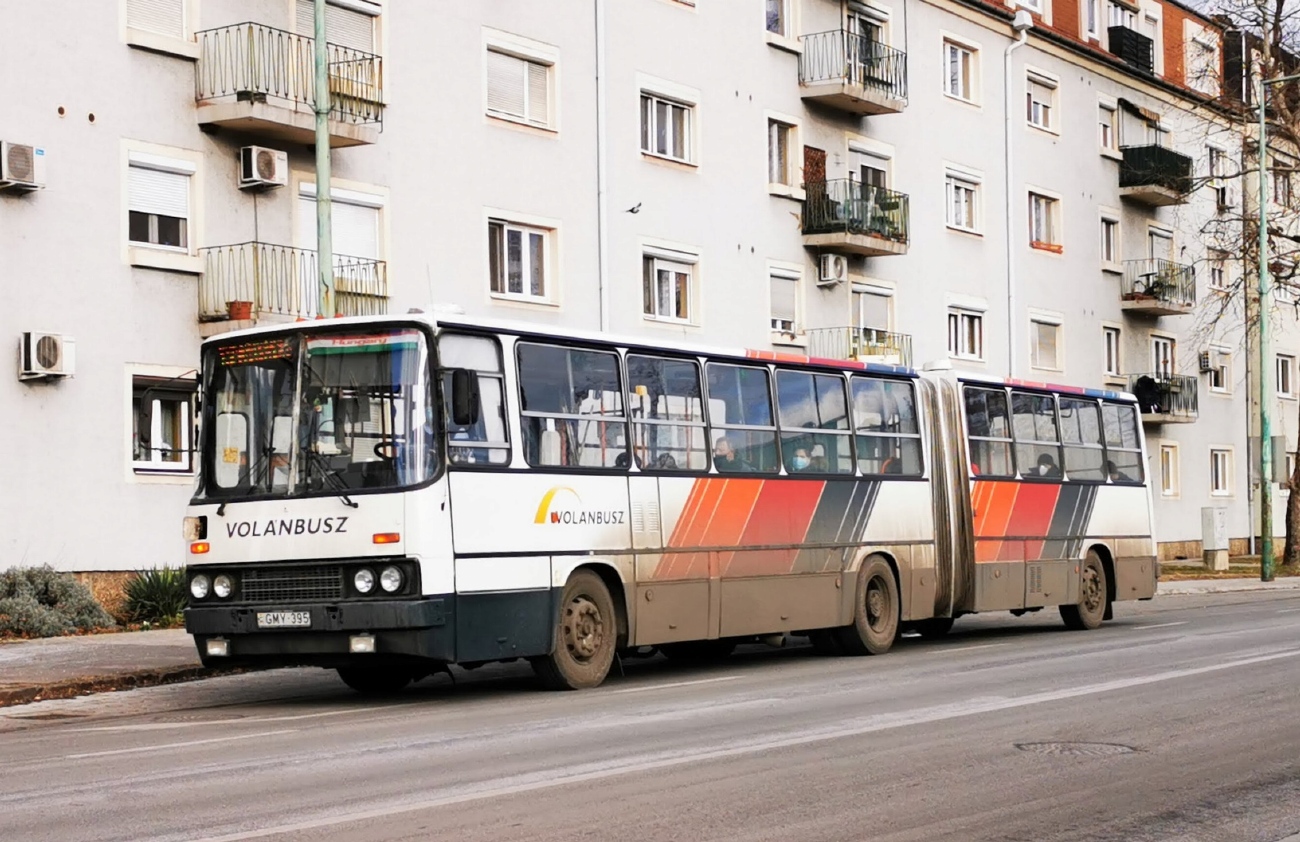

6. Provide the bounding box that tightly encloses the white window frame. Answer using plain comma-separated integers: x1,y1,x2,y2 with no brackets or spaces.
947,306,985,361
1151,334,1176,376
766,112,803,198
1208,249,1229,290
1207,345,1231,394
1017,0,1044,14
123,0,200,58
487,217,554,304
1159,442,1179,498
1100,210,1121,271
1103,325,1122,378
1184,22,1220,96
1210,447,1233,497
942,35,980,105
1110,0,1137,29
945,165,982,233
1279,354,1296,399
1028,189,1062,252
1099,99,1119,156
1139,1,1164,76
768,262,803,340
638,77,699,166
766,0,793,37
1083,0,1101,39
1025,69,1059,133
483,39,556,131
126,364,198,484
122,141,203,274
642,245,698,324
1029,311,1063,371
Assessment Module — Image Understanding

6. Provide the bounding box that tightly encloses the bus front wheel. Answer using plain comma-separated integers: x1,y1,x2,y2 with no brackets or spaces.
1060,551,1109,631
835,557,900,656
532,570,617,690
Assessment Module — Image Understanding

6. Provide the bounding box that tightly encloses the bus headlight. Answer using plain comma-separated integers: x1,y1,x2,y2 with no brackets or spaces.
213,575,234,599
354,568,375,594
190,574,211,600
380,566,403,593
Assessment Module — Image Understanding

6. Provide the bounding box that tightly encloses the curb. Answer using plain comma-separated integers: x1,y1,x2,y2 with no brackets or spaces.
0,665,247,709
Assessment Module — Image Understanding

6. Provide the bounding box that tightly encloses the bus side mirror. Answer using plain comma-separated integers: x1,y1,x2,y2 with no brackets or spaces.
450,369,481,427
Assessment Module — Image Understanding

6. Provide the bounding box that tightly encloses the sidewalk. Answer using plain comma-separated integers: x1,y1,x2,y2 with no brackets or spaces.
2,578,1299,708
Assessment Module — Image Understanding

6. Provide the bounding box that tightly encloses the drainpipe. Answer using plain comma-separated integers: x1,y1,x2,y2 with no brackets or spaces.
595,0,610,332
1004,11,1033,378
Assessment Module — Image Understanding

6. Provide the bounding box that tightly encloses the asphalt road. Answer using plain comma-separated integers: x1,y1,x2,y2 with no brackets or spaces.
3,592,1300,842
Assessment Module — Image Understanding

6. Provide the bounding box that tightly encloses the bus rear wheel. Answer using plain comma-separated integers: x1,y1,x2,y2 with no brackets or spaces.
336,666,412,695
835,557,900,656
532,570,617,690
1060,551,1108,631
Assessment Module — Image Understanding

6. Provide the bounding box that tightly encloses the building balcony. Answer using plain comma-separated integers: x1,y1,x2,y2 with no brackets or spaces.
195,23,383,148
198,242,388,337
1118,145,1193,206
1108,26,1155,74
1120,259,1196,316
798,30,907,115
1128,373,1198,424
802,180,909,257
807,327,913,368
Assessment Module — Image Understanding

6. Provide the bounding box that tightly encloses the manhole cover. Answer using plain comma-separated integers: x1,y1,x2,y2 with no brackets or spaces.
1016,741,1137,757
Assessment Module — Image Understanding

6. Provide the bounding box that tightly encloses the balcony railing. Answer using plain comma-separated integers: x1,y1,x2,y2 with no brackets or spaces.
1108,26,1154,74
199,242,389,322
799,30,907,113
802,180,909,245
1119,145,1193,205
1128,373,1198,423
1120,259,1196,315
807,327,913,368
196,23,383,127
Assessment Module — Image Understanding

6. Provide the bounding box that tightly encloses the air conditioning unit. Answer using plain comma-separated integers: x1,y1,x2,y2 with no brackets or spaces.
1216,185,1237,211
0,142,46,192
18,332,75,381
1198,349,1225,373
818,254,849,286
239,146,288,189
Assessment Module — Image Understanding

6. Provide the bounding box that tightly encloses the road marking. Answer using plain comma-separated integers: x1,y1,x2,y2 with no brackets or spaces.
609,676,740,694
1276,608,1300,614
936,643,1007,653
1133,622,1189,630
184,647,1300,842
63,729,298,760
66,705,406,733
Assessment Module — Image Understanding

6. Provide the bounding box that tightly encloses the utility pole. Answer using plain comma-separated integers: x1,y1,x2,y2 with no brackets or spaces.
314,0,334,318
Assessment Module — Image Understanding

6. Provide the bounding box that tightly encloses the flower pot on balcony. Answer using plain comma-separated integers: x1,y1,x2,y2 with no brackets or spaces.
227,300,253,320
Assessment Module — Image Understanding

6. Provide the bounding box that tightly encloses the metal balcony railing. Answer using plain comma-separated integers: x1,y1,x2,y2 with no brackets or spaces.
196,23,384,126
199,242,389,321
1119,145,1193,195
802,180,910,243
1108,26,1154,74
799,30,908,101
807,327,913,368
1120,259,1196,308
1128,373,1198,420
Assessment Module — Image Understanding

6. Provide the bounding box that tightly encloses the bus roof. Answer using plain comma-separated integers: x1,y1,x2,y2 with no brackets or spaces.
946,368,1136,402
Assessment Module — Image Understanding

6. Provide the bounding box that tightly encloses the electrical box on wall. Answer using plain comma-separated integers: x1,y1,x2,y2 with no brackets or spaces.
18,332,75,381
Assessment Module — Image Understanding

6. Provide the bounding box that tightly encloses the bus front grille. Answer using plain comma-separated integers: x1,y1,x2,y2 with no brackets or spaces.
241,565,343,603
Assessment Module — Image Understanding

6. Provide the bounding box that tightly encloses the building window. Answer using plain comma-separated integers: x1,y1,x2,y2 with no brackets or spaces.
488,219,549,301
768,119,795,187
1030,318,1061,370
641,93,693,164
1026,72,1057,131
947,308,984,360
644,254,693,322
294,0,379,53
1101,216,1119,266
1279,354,1296,398
944,40,976,102
1159,443,1179,497
1187,33,1220,96
770,268,800,334
1029,192,1060,251
1207,348,1230,393
1209,250,1228,289
486,50,552,128
946,172,980,232
1099,103,1118,152
1084,0,1100,38
1152,336,1175,376
128,155,193,251
1104,326,1121,377
1272,160,1295,208
1110,2,1136,28
132,376,196,474
766,0,790,36
127,0,185,39
1210,448,1233,496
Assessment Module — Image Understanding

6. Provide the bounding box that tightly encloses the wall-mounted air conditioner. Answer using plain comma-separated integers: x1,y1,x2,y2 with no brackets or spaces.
239,146,288,189
1198,349,1225,373
0,142,46,192
18,332,75,381
818,254,849,286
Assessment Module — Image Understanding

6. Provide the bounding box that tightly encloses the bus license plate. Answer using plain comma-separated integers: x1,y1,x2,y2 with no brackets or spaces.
256,611,311,629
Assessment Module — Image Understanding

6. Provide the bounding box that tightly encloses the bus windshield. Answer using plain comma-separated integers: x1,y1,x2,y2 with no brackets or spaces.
198,327,438,502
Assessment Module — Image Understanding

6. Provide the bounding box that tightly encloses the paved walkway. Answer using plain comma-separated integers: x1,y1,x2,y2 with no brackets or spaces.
1,578,1298,706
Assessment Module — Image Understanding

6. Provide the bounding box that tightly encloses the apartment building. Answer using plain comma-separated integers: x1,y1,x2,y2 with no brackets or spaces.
0,0,1284,573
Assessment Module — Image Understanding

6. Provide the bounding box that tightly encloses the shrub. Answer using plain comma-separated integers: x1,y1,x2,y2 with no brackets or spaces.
0,565,116,637
124,566,188,625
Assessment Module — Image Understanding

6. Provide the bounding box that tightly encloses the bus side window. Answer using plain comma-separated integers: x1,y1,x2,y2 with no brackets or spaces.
705,363,778,473
439,334,510,466
1102,402,1144,482
1011,392,1063,480
776,371,853,474
1059,398,1106,481
626,355,708,471
517,342,628,469
852,376,923,476
964,387,1014,477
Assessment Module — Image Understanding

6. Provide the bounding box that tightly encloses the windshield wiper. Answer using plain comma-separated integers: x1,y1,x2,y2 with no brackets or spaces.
216,444,278,517
300,447,360,509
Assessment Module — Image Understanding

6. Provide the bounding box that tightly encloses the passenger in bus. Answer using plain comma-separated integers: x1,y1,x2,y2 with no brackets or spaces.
1106,460,1132,483
713,435,753,472
614,452,642,469
1034,453,1062,478
655,453,678,470
789,447,812,472
881,456,902,474
809,444,829,473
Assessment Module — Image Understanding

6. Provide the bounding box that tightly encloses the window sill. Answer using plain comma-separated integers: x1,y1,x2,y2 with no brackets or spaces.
489,292,557,308
765,31,803,54
125,28,200,60
642,152,698,171
1027,122,1060,136
943,92,981,109
1104,376,1127,388
1031,365,1064,374
131,470,197,485
771,332,808,348
1209,387,1233,398
644,315,696,327
946,225,983,238
129,247,204,275
1030,241,1064,255
1102,262,1123,275
486,113,558,137
1280,393,1298,401
1101,148,1123,161
768,184,806,201
949,354,986,364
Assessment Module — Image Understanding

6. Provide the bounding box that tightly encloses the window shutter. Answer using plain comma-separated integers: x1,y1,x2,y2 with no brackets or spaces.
332,201,380,259
770,276,797,323
487,51,526,117
129,166,189,219
127,0,184,38
528,61,549,123
296,0,377,52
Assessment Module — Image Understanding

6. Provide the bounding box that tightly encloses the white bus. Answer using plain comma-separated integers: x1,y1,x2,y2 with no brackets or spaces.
175,314,1157,693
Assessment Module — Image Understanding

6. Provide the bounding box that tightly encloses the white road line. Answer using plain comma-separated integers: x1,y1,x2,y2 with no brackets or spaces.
66,705,406,733
936,643,1007,653
609,676,740,694
1133,621,1189,630
1276,608,1300,614
183,647,1300,842
63,729,298,760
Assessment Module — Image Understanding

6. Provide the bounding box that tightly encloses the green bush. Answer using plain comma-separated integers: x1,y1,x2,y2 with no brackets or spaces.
124,566,188,625
0,565,116,637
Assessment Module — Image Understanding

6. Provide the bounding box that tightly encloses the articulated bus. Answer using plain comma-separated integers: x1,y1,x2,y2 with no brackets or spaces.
178,314,1157,693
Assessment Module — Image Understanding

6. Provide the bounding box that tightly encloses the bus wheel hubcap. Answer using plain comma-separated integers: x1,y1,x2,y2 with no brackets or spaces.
1082,568,1102,611
564,596,604,662
867,580,888,630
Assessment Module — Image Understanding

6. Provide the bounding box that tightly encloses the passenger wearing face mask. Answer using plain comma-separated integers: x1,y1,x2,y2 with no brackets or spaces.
789,447,813,472
1034,452,1062,479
